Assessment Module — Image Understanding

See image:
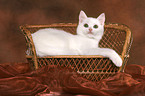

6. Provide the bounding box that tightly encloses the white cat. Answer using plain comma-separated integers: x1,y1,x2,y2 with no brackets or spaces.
31,10,122,67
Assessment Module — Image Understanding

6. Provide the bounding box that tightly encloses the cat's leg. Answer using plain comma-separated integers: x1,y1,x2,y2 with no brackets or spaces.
82,48,122,67
98,48,122,67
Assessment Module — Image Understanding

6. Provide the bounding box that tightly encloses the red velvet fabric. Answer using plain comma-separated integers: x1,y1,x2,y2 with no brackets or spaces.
0,63,144,96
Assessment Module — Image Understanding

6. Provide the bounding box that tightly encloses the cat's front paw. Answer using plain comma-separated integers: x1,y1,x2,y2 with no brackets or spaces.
103,49,123,67
111,55,122,67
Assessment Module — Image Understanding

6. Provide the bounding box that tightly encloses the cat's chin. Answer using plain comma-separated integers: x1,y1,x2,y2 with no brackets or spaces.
86,34,95,39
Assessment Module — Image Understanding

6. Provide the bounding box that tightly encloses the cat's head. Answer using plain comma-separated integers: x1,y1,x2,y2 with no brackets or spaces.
76,10,105,40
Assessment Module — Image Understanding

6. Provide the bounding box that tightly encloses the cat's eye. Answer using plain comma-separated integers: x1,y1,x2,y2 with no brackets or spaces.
84,24,89,28
93,25,98,28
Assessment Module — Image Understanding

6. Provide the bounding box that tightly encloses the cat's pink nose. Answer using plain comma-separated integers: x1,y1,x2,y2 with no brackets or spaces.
89,28,92,32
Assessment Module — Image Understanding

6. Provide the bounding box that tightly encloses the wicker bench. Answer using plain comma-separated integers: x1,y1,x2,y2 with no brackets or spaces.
20,23,132,82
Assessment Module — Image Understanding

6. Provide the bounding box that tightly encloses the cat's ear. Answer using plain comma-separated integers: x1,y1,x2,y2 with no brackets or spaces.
97,13,105,25
79,10,87,24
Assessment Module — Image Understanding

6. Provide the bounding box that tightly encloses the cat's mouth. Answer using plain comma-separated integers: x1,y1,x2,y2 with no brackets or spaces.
87,32,95,39
88,31,93,34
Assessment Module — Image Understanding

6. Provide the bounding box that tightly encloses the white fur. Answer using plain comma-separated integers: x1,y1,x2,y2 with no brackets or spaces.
31,10,122,67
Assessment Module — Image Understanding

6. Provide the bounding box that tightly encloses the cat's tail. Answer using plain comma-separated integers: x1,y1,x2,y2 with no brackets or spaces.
36,47,79,57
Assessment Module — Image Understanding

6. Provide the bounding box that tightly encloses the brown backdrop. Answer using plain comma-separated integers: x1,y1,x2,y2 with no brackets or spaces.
0,0,145,66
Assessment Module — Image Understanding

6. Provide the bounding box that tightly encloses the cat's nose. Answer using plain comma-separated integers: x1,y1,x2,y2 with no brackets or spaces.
89,28,92,32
